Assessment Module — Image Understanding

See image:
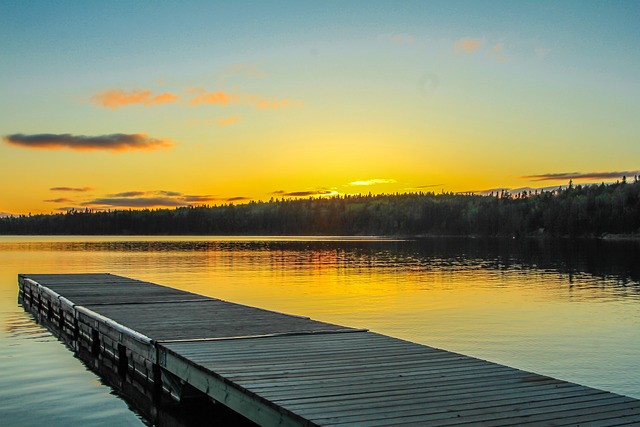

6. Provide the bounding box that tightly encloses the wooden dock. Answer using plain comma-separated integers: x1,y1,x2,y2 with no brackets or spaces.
18,273,640,426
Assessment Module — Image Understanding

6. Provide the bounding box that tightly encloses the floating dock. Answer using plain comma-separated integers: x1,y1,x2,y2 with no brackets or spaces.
18,273,640,426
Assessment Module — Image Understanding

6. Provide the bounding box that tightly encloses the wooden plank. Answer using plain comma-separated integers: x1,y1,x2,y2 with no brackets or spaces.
85,300,357,341
304,388,611,425
556,413,640,427
250,374,568,402
348,396,640,427
270,379,579,409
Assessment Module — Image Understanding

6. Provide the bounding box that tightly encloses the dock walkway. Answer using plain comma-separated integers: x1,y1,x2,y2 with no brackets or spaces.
18,273,640,426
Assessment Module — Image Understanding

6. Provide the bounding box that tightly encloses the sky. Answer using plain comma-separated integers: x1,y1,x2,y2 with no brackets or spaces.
1,0,639,215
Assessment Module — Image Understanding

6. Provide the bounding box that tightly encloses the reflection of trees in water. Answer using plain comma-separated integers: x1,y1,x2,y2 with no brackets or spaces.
405,238,640,291
3,237,639,293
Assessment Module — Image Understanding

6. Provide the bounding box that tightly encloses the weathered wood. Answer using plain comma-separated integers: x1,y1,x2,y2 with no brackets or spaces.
19,273,640,427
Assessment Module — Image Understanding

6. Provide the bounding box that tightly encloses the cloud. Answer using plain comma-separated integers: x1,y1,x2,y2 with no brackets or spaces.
404,184,445,191
189,88,302,111
190,90,239,106
348,179,397,186
278,190,335,197
227,196,250,202
157,190,183,197
522,171,640,182
81,197,187,208
0,212,14,218
50,186,93,192
110,190,215,200
44,198,73,203
108,191,146,197
81,190,221,208
416,184,444,188
454,38,482,54
254,98,296,109
4,133,173,152
92,89,179,109
216,116,240,126
181,195,219,203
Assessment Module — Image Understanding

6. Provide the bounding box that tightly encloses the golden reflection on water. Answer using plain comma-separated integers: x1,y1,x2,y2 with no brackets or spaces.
1,236,639,400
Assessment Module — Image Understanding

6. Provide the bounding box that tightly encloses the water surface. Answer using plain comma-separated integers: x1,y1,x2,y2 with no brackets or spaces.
1,236,639,425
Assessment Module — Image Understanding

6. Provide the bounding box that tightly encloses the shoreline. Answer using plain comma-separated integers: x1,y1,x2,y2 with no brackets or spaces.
0,232,639,241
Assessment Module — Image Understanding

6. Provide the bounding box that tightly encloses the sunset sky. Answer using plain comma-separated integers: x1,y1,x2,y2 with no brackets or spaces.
1,1,639,215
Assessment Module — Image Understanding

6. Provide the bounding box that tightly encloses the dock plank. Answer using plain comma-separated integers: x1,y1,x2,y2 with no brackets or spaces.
20,272,210,305
83,300,358,341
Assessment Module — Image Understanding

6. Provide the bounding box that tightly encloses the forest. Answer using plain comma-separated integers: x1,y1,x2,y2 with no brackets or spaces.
2,179,639,237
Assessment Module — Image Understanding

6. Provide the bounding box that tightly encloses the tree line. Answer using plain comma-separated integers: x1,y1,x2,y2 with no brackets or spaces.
2,180,639,237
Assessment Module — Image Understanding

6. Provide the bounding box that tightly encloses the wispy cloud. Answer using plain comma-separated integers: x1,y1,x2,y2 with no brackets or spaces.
272,189,336,197
454,38,483,54
522,171,640,182
416,183,444,188
190,89,240,106
227,196,250,202
190,88,302,110
108,191,146,197
182,195,219,203
82,197,187,208
404,184,445,191
285,190,332,197
81,190,220,209
253,98,298,110
157,190,183,197
216,116,240,126
4,133,173,152
50,186,93,192
348,179,397,186
44,198,73,203
92,89,179,109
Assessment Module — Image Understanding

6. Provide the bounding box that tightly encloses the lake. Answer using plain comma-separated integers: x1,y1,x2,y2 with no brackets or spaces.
1,236,639,426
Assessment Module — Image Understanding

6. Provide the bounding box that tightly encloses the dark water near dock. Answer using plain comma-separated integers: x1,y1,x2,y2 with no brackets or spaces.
1,236,639,425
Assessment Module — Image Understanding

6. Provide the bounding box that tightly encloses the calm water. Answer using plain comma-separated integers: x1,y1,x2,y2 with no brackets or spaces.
1,236,639,425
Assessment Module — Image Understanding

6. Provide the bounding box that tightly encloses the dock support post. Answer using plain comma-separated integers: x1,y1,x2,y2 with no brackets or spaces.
118,344,128,378
91,328,100,357
152,363,162,403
